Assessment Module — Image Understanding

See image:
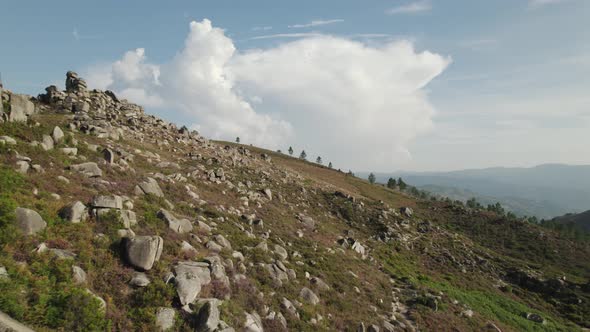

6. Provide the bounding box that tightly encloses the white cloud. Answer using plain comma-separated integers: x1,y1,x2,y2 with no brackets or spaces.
85,19,449,171
288,19,344,28
249,33,323,40
386,1,432,15
252,26,272,31
529,0,571,7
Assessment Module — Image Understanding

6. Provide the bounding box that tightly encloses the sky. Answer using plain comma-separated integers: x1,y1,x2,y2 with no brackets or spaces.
1,0,588,172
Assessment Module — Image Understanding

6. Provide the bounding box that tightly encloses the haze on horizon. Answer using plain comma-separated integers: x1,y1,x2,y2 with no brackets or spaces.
1,0,588,172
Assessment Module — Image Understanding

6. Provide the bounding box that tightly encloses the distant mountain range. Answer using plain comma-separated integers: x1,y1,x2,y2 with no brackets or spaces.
365,164,590,219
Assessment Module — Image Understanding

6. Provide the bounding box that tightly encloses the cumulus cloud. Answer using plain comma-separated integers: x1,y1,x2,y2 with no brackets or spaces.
85,19,449,171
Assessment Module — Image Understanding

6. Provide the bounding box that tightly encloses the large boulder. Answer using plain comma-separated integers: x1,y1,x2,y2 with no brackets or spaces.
9,94,35,122
195,299,221,332
136,177,165,197
299,287,320,305
69,162,102,177
59,201,88,223
91,195,123,209
123,236,163,271
52,126,65,144
157,209,193,234
156,307,176,331
15,207,47,235
244,312,264,332
174,261,211,306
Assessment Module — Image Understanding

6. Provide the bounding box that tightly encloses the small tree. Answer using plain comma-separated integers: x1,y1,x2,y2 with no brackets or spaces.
368,173,376,184
288,146,294,155
235,137,240,143
316,156,322,164
328,162,333,169
299,150,307,160
387,177,396,189
397,177,407,190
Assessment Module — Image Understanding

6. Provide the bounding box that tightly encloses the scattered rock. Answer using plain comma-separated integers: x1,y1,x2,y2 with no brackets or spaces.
52,126,64,144
157,209,193,234
72,265,87,284
69,162,102,177
0,136,17,145
299,287,320,305
156,307,176,331
244,312,263,332
123,236,164,271
59,201,88,223
136,177,165,197
130,272,151,287
15,207,47,235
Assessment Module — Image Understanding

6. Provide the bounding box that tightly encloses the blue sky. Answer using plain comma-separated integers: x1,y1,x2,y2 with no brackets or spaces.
1,0,589,171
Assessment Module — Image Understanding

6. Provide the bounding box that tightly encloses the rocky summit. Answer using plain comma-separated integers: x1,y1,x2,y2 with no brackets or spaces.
0,72,589,331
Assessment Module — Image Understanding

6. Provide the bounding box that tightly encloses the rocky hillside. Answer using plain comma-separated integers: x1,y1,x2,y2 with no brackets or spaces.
0,72,588,332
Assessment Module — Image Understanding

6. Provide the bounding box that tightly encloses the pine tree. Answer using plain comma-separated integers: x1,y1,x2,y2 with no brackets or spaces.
299,150,307,160
368,173,376,184
236,137,240,143
328,162,333,169
316,156,322,164
387,177,396,188
397,177,407,190
288,146,293,155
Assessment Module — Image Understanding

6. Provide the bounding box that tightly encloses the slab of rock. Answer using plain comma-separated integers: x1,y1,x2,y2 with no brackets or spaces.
136,177,164,197
59,201,88,223
196,299,221,332
41,135,54,151
69,162,102,177
9,94,35,122
299,287,320,305
156,307,176,331
91,195,123,209
52,126,64,144
72,265,87,284
244,312,263,332
102,148,115,164
123,236,163,271
157,209,193,234
0,136,17,145
130,272,151,287
174,261,211,306
15,207,47,235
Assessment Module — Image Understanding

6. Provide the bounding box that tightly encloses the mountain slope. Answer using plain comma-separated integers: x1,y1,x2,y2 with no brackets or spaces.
548,210,590,232
0,73,588,331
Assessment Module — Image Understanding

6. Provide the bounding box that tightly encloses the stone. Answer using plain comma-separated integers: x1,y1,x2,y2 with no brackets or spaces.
174,261,211,306
15,160,29,174
400,207,413,217
102,148,115,164
0,266,9,280
280,298,299,318
60,147,78,156
0,136,17,145
59,201,88,223
70,162,102,177
299,287,320,305
310,277,330,291
156,307,176,331
263,188,272,201
368,325,380,332
91,195,123,209
15,207,47,235
244,312,263,332
274,244,288,261
72,265,87,284
123,236,164,271
86,289,106,311
196,300,221,332
130,272,151,287
52,126,64,144
41,135,54,151
213,234,231,249
120,210,137,228
9,94,35,122
157,209,193,233
137,177,164,197
526,313,545,324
